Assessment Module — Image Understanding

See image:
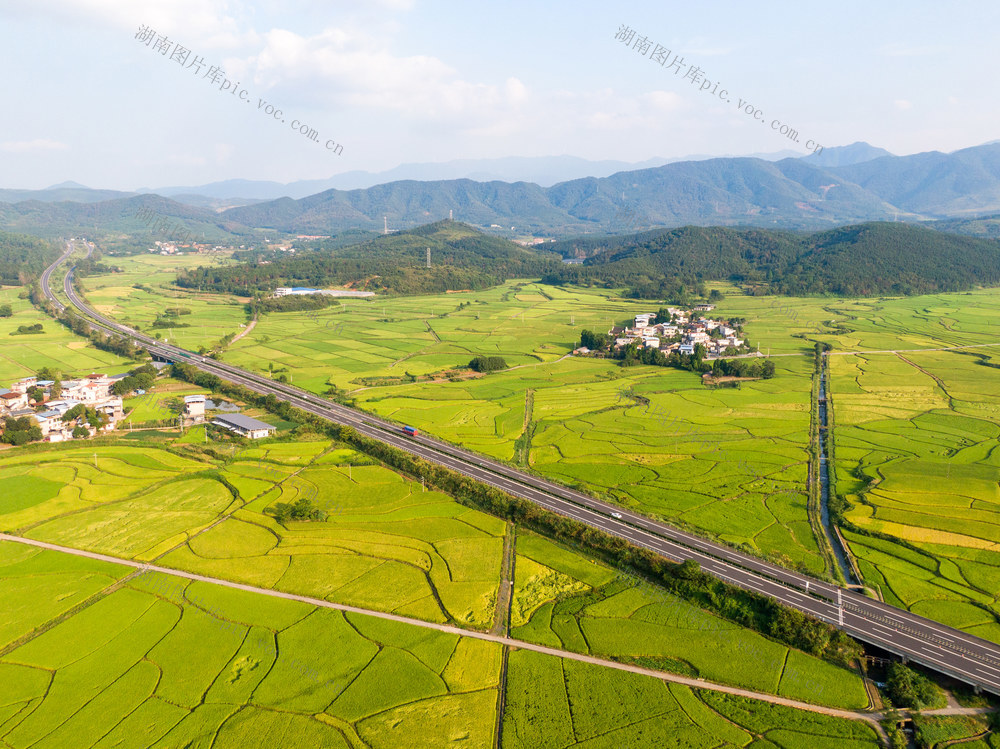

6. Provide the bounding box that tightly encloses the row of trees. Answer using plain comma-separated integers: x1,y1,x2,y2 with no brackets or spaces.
11,323,43,335
247,293,341,315
55,308,145,359
710,357,775,379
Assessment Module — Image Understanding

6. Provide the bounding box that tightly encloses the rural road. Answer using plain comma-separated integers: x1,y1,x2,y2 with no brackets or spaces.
229,315,258,344
42,244,1000,698
0,532,919,732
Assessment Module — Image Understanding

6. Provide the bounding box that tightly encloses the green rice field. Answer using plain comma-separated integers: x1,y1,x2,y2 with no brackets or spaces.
79,253,247,352
0,434,872,711
71,261,1000,644
0,440,506,628
817,292,1000,641
508,531,869,709
0,534,886,748
224,281,825,573
0,541,501,749
503,650,880,748
0,285,130,383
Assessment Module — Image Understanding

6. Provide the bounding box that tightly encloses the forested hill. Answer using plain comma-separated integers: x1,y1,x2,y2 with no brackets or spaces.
545,222,1000,297
0,231,60,285
174,219,1000,299
176,220,561,295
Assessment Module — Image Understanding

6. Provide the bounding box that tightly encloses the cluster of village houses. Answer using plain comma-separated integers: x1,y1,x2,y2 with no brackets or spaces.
609,304,746,357
0,374,126,442
0,376,279,445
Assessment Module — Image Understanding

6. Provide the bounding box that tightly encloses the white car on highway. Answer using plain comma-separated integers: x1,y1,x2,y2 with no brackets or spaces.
610,512,623,520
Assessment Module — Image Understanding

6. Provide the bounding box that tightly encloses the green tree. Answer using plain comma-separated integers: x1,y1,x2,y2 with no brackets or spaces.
884,662,941,709
469,356,508,373
579,330,611,350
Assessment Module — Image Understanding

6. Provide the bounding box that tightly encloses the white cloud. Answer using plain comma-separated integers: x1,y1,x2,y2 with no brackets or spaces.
894,99,913,110
0,139,69,153
231,26,534,131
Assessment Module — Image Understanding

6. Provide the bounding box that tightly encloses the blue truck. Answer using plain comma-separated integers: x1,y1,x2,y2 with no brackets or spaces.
402,426,418,436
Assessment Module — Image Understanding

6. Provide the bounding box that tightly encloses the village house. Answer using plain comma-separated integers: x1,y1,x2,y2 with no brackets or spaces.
9,377,36,395
184,394,206,423
604,306,747,361
1,370,127,444
0,391,29,413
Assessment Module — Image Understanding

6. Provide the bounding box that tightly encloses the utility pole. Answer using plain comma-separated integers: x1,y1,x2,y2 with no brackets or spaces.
94,453,98,469
837,587,843,626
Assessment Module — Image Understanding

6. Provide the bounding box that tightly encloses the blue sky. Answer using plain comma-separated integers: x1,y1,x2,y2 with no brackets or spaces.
1,0,997,189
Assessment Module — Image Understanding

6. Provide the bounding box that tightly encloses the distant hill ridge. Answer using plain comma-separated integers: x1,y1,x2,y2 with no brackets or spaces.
4,141,1000,237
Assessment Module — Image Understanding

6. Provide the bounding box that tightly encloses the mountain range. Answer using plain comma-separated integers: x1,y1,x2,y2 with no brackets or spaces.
3,141,1000,238
219,142,1000,235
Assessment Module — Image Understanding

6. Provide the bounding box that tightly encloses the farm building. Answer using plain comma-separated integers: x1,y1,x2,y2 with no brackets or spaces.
184,394,206,422
212,413,276,439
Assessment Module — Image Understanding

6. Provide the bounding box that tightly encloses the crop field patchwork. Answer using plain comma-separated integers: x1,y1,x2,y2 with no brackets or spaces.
0,542,501,749
221,282,826,570
0,286,130,382
819,292,1000,640
81,253,246,352
71,263,1000,641
508,532,869,709
502,649,879,748
0,440,507,626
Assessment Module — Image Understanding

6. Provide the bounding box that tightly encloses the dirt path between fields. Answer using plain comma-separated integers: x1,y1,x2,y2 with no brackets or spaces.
230,315,258,344
760,342,1000,358
2,532,994,743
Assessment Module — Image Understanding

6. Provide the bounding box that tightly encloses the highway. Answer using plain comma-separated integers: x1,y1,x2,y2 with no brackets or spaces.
41,242,1000,696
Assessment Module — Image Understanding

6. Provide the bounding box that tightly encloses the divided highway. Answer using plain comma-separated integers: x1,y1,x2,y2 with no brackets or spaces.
41,243,1000,696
